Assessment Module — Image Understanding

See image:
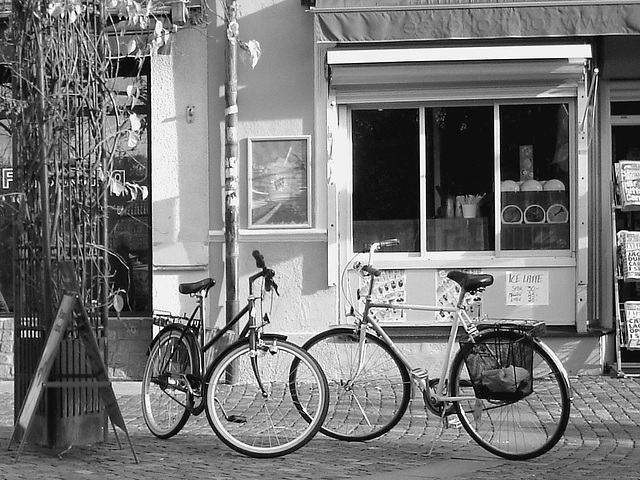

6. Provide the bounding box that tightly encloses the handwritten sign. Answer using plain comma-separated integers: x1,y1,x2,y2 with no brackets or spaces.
505,271,549,306
624,302,640,349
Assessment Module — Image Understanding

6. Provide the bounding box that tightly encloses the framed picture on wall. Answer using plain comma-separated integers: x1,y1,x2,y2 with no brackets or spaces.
248,136,311,228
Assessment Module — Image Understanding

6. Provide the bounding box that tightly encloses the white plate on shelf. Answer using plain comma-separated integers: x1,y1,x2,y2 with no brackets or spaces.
500,180,520,192
524,204,546,223
501,205,523,224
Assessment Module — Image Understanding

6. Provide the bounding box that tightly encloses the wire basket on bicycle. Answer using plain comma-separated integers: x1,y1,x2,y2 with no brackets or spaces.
460,321,542,401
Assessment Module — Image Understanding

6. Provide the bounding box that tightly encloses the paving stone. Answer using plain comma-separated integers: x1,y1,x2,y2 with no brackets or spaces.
0,376,638,479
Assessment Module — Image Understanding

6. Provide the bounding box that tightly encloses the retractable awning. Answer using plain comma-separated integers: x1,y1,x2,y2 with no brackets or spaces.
326,43,593,102
311,0,640,43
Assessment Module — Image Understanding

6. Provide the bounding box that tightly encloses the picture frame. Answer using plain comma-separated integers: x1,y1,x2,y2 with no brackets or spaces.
248,136,311,228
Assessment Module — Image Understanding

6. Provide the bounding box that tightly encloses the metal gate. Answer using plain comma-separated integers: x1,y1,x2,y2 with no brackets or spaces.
11,2,110,447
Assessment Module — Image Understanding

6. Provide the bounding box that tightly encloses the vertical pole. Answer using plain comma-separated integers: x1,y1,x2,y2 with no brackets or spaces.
224,0,240,329
36,30,53,329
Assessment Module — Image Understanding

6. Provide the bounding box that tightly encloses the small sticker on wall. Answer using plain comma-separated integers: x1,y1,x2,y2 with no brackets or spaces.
505,271,549,305
359,270,406,322
436,269,484,323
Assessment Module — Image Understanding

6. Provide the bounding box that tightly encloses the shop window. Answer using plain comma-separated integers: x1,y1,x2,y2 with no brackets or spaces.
350,101,571,254
500,104,570,251
0,77,152,315
352,109,420,252
425,106,494,252
0,118,12,314
106,67,151,314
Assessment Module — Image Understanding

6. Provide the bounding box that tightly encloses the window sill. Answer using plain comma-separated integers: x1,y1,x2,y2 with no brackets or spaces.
380,323,600,339
208,228,327,242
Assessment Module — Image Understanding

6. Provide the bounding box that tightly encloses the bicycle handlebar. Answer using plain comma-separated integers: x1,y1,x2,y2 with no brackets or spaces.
251,250,278,294
351,238,401,277
252,250,266,269
367,238,399,254
363,265,381,277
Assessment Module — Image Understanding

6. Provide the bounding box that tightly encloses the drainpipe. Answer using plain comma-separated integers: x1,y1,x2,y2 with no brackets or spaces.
224,0,240,330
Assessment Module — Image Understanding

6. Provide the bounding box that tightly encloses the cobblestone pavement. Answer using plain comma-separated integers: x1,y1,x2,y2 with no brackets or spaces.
0,376,639,479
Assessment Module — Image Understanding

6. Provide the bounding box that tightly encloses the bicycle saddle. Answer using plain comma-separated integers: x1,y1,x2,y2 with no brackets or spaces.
179,278,216,295
447,271,494,293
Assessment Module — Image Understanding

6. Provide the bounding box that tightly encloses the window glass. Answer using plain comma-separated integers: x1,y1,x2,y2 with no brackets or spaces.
106,73,151,313
0,118,12,314
425,106,494,252
611,101,640,116
499,104,570,251
350,102,572,254
0,67,152,315
352,109,419,252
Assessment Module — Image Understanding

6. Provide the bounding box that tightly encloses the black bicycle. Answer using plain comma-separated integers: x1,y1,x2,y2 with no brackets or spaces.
141,251,329,458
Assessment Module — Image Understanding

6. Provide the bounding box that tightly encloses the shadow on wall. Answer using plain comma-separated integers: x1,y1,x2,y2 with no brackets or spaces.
548,336,602,376
213,0,314,124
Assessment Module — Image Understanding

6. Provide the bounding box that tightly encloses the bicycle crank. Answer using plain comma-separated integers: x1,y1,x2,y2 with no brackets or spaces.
423,378,456,417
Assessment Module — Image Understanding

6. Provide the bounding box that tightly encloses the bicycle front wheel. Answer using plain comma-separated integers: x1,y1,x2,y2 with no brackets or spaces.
300,327,411,442
205,337,329,458
450,330,570,460
141,328,198,439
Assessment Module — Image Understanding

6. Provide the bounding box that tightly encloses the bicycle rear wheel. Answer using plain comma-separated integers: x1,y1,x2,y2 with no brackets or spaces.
450,330,570,460
141,328,198,439
205,337,329,458
299,327,411,441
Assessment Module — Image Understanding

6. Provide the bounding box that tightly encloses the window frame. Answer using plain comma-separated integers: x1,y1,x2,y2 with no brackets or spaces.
339,96,578,266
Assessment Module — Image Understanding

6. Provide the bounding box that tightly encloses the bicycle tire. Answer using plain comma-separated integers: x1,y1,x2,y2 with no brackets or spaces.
204,337,329,458
298,327,411,442
141,327,199,439
449,329,571,460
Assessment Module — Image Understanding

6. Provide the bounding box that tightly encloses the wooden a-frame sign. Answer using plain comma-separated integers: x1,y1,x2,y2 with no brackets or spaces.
8,262,138,462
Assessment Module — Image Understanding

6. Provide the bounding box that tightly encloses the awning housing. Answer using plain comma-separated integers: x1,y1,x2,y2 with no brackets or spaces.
312,0,640,42
327,44,592,102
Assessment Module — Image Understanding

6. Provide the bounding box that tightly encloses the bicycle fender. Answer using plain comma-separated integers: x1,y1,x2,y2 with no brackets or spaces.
262,333,288,342
146,324,197,356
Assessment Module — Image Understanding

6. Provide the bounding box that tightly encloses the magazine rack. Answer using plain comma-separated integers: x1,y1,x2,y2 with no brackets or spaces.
611,162,640,377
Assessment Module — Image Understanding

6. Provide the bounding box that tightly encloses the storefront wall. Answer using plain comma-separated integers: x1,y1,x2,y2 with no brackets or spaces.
597,37,640,373
203,0,337,342
310,1,609,374
151,0,640,378
150,27,213,320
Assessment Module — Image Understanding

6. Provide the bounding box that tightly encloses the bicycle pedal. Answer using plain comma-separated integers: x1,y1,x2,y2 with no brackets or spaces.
411,367,429,379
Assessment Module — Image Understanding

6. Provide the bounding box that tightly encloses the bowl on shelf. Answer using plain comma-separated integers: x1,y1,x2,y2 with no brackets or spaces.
543,179,566,191
520,179,543,192
500,180,520,192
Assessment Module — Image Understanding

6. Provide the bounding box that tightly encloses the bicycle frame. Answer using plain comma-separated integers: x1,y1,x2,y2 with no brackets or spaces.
154,265,273,402
357,278,478,404
350,241,485,405
351,240,571,405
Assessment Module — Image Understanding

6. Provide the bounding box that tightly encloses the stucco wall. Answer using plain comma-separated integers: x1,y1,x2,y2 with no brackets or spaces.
151,25,213,316
205,0,337,338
